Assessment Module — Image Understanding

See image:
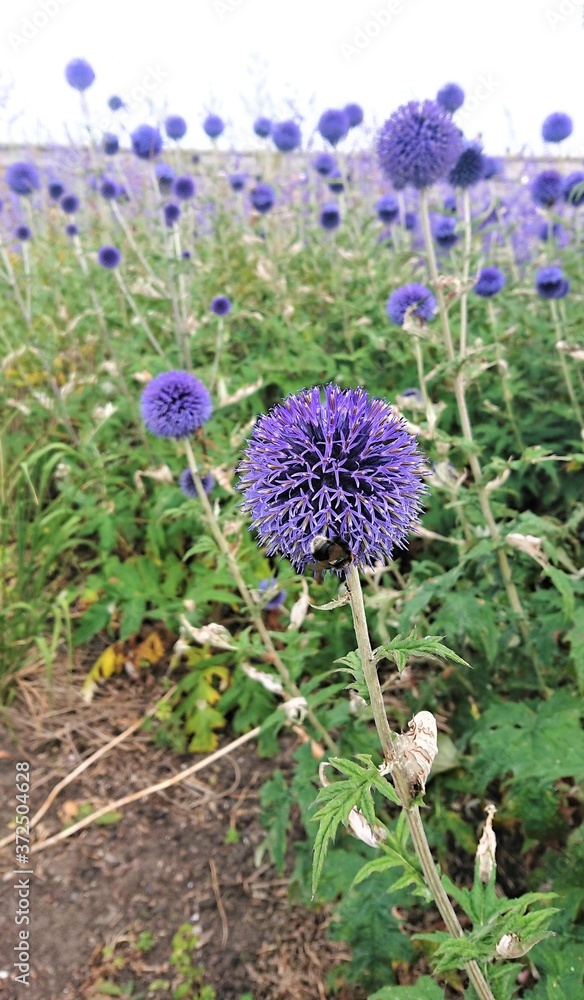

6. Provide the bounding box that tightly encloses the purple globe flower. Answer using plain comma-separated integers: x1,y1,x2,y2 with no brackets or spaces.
108,95,124,111
313,152,336,176
531,170,563,208
436,82,465,113
327,170,344,194
97,245,121,269
542,112,573,143
141,371,213,439
179,469,215,499
386,284,436,325
376,195,399,223
103,133,119,155
271,120,301,153
131,124,163,160
377,100,462,190
163,202,181,227
319,203,341,230
229,172,246,191
535,266,569,300
65,58,95,92
48,179,64,200
100,177,118,200
344,103,364,128
165,115,187,140
443,195,457,213
237,384,427,572
250,183,275,214
258,578,287,610
210,295,232,316
60,194,79,214
203,114,224,139
473,266,506,297
253,116,272,138
318,108,349,147
155,162,175,193
173,176,196,200
448,142,484,189
66,224,78,237
15,225,32,242
433,215,458,248
404,211,417,231
481,156,501,180
6,162,40,196
564,171,584,206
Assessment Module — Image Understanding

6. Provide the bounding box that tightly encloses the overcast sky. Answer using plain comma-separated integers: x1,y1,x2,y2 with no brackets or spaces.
0,0,582,155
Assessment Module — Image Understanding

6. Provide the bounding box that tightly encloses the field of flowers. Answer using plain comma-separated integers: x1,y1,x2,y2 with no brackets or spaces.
1,61,583,999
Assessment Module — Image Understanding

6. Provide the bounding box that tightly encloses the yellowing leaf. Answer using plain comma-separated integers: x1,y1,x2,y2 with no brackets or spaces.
132,631,165,668
82,643,125,702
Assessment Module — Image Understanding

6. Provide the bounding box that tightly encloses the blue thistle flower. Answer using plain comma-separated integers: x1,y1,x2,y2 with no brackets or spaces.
271,120,301,152
141,371,212,439
165,115,187,140
131,124,163,160
48,180,64,200
404,211,417,231
250,183,275,214
313,152,336,176
66,224,78,237
535,266,569,300
179,469,214,499
376,195,399,223
377,100,462,190
65,58,95,92
443,195,457,213
253,116,272,138
344,103,364,128
100,177,118,200
203,114,224,139
210,295,232,316
386,284,436,325
97,245,121,269
103,133,119,155
108,95,124,111
173,176,196,201
473,266,506,297
15,225,32,242
433,215,458,248
531,170,563,207
538,221,564,243
563,171,584,206
542,112,573,143
6,162,40,196
61,194,79,214
318,108,349,147
258,578,287,610
319,203,341,230
481,156,501,180
155,162,175,193
237,384,427,572
436,82,465,113
229,172,246,191
448,142,484,189
327,170,344,194
163,202,181,227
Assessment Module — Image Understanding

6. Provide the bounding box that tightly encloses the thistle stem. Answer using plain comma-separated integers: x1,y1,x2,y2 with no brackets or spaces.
550,299,584,435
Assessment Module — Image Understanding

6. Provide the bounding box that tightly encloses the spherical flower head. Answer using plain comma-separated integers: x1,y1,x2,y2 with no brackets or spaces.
48,179,64,200
258,578,287,611
141,371,212,439
250,183,275,213
163,202,181,227
131,124,163,160
97,245,121,269
377,100,463,190
319,203,341,230
179,468,214,499
165,115,187,140
542,112,573,143
271,120,301,153
108,95,124,111
60,194,79,214
436,82,465,113
481,155,501,180
6,161,40,196
203,114,224,139
173,176,196,200
530,170,563,208
229,172,246,191
155,162,175,192
564,171,584,206
473,266,506,297
386,283,436,325
318,108,349,147
327,170,344,194
15,225,31,242
65,58,95,92
253,116,272,138
535,266,569,300
376,194,399,223
443,195,457,213
404,211,417,231
210,295,232,316
313,152,336,176
237,384,427,572
433,215,458,248
448,141,484,189
100,177,118,200
103,133,119,155
344,102,364,128
66,223,78,237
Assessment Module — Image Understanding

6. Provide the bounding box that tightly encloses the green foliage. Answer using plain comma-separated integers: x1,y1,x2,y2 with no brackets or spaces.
169,923,217,1000
373,631,471,672
368,979,444,1000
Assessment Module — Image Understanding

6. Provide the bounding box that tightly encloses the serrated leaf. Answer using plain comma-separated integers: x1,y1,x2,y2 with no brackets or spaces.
544,565,575,624
373,631,471,672
368,977,444,999
565,607,584,693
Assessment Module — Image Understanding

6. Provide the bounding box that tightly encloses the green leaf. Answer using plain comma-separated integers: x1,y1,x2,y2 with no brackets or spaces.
257,770,292,874
544,566,575,624
120,597,147,640
565,607,584,692
368,978,444,999
373,630,471,672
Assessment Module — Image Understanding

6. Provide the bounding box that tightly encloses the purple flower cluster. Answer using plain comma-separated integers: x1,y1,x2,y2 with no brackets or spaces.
131,124,163,160
377,100,462,190
141,371,212,438
386,284,437,325
473,267,506,297
271,120,301,153
6,162,40,196
436,82,465,113
318,108,349,147
535,267,569,300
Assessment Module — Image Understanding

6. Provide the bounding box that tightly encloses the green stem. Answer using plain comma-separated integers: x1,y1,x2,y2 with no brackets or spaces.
114,270,171,365
459,188,472,357
487,301,524,452
550,300,584,434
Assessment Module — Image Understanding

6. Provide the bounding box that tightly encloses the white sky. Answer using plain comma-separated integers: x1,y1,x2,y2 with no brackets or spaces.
0,0,582,155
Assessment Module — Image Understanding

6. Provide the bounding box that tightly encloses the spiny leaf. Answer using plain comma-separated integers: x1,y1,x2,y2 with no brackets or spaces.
373,631,471,672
